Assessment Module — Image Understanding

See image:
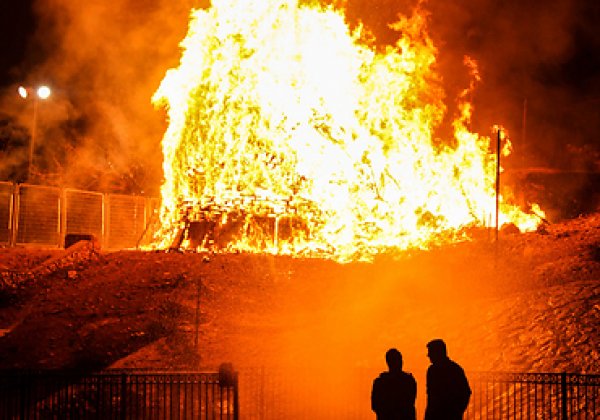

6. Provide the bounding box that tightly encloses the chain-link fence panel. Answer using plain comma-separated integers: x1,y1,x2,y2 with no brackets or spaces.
64,189,104,245
0,182,14,245
106,194,147,249
16,184,61,246
6,184,159,249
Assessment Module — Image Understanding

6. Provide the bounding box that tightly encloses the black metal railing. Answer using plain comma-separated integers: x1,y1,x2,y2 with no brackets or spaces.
0,369,597,419
238,368,599,419
236,368,599,419
465,372,599,419
0,370,238,420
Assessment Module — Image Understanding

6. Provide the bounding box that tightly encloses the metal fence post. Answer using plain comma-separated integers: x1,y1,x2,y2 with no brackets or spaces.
195,276,201,351
495,128,501,243
561,372,568,420
121,372,127,420
11,184,21,246
234,370,239,420
9,183,18,246
103,193,110,250
59,188,66,248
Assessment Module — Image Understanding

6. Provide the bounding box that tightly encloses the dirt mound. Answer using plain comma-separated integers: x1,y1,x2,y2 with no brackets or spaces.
0,214,598,378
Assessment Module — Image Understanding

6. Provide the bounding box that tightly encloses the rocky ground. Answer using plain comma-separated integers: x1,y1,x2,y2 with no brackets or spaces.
0,213,598,414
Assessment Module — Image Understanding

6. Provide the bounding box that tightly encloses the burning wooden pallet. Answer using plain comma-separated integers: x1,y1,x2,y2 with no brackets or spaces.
168,195,317,252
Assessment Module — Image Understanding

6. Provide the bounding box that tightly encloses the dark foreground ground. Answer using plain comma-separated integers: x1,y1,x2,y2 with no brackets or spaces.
0,214,598,408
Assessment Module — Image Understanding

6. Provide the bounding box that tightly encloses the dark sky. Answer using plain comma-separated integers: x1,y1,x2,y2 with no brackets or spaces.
0,0,600,90
0,0,37,85
0,0,599,191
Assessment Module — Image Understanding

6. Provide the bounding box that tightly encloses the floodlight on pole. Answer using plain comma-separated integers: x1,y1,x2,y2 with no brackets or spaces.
18,86,28,99
37,85,52,100
17,85,52,182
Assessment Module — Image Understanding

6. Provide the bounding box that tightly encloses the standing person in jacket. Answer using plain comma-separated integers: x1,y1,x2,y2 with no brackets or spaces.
425,339,471,420
371,348,417,420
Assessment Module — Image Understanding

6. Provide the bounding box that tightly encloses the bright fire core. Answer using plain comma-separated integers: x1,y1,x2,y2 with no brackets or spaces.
152,0,542,261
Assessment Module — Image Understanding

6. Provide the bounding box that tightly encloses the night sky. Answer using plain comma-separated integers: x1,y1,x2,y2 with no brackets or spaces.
0,0,599,194
2,1,598,90
0,0,37,86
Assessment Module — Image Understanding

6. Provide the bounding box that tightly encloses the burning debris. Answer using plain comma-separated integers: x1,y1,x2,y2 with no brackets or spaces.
152,0,544,261
167,195,317,254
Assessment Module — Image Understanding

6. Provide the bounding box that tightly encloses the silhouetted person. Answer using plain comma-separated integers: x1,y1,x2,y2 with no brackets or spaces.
425,339,471,420
371,348,417,420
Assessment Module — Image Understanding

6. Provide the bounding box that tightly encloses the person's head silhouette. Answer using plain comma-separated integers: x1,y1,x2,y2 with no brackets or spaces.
426,339,448,365
385,348,403,372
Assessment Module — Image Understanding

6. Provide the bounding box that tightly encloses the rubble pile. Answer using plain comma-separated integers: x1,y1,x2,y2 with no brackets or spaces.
0,240,100,290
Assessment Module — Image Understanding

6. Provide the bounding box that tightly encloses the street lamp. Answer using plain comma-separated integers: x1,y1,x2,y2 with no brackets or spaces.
18,84,52,182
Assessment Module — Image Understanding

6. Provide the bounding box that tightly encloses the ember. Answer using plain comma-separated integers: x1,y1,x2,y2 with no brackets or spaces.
152,0,544,261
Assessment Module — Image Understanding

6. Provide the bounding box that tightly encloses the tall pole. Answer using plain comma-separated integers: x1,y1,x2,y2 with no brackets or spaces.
521,98,527,168
28,96,39,182
20,85,51,182
495,128,501,242
195,276,201,351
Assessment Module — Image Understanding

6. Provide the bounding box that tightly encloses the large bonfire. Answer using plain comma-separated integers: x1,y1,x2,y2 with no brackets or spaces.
151,0,543,261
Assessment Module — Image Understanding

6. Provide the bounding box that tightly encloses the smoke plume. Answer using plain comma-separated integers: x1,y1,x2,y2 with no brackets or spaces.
344,0,599,169
6,0,208,192
3,0,598,194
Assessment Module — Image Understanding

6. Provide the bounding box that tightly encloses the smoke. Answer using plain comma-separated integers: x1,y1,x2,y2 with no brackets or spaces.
339,0,600,218
3,0,597,195
4,0,209,193
436,0,597,169
340,0,599,170
436,0,598,168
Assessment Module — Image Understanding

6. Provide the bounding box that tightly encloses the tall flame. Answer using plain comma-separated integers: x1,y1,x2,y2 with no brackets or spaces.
152,0,542,261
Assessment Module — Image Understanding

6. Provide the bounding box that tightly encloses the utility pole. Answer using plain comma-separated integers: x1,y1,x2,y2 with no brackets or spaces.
521,98,527,168
28,97,38,182
195,276,201,350
495,128,501,243
18,85,52,182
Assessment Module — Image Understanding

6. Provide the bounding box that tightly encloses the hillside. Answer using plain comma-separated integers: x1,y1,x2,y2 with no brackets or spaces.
0,214,598,381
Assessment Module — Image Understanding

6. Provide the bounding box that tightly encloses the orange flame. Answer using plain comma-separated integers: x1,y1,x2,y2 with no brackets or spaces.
151,0,543,261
